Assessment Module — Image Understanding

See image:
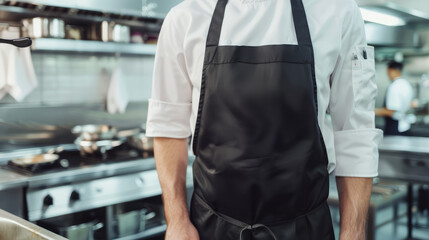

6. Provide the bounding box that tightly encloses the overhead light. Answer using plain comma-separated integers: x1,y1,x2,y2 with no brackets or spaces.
360,8,406,26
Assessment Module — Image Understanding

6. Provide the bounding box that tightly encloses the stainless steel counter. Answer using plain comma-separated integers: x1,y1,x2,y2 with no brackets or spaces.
0,153,195,191
379,136,429,154
0,168,29,191
377,136,429,240
0,209,67,240
378,136,429,184
0,157,157,191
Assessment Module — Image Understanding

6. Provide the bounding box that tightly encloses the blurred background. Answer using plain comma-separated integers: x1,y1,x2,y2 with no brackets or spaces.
0,0,428,240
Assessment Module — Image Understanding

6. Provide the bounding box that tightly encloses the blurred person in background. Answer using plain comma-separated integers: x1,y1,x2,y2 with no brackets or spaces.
375,60,414,136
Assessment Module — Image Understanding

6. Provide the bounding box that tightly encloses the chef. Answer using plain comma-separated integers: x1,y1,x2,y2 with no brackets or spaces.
375,61,414,136
146,0,382,239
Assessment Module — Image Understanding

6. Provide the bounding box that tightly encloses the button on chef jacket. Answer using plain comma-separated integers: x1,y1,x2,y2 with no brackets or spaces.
146,0,383,177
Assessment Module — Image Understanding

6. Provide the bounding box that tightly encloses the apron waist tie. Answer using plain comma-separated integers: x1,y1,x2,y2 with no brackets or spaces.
194,193,278,240
239,223,278,240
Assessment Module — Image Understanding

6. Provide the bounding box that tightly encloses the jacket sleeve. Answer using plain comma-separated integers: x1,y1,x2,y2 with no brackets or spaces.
146,8,193,139
329,2,383,177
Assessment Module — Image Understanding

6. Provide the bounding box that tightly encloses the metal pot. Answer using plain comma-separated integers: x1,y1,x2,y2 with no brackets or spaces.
22,18,65,39
113,208,156,237
49,18,65,38
72,124,117,141
88,21,130,43
74,137,123,158
127,133,153,152
57,221,103,240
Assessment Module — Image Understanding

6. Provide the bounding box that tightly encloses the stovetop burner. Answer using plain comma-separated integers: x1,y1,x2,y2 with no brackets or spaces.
5,143,153,175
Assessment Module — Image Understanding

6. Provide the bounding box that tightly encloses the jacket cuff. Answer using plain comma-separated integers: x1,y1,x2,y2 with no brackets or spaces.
146,99,192,138
332,128,383,177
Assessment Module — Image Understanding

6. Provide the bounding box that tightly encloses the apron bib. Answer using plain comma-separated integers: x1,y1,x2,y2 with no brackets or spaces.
190,0,334,239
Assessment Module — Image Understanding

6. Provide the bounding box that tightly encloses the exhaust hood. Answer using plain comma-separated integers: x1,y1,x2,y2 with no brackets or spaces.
0,0,182,19
357,0,429,26
356,0,429,49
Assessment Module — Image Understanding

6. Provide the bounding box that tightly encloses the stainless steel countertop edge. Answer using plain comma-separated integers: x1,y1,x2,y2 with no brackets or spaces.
0,155,195,190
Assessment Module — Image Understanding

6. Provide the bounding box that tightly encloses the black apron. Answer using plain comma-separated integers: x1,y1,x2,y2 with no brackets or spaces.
190,0,334,239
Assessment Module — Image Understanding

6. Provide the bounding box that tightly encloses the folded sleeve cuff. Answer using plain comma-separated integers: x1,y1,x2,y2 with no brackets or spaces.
332,128,383,177
146,99,192,138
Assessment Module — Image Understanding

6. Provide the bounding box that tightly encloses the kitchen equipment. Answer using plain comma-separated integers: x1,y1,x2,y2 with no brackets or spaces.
22,18,49,38
116,128,141,138
140,208,157,231
72,124,117,141
65,25,83,40
0,37,32,48
22,18,65,39
74,137,123,158
127,133,154,152
130,32,144,44
114,207,157,237
0,143,193,239
0,23,21,39
11,154,59,166
8,154,71,174
0,209,67,240
116,210,140,237
7,145,68,172
39,214,104,240
49,18,65,38
88,21,130,43
58,221,103,240
378,136,429,239
110,23,130,43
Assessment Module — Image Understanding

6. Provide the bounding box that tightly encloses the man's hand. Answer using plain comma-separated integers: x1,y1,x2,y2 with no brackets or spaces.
336,177,373,240
154,137,199,240
165,219,200,240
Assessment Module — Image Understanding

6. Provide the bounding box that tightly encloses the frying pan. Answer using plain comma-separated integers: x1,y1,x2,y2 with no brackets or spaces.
10,153,63,172
11,154,59,166
72,125,117,141
127,133,153,152
74,137,123,159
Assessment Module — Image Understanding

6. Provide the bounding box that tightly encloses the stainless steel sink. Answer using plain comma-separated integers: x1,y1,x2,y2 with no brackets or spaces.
0,209,67,240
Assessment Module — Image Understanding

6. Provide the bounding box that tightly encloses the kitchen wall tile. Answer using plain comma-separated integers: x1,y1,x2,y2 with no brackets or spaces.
0,52,155,106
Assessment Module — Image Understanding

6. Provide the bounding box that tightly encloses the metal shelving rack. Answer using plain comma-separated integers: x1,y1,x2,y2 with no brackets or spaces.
31,38,157,55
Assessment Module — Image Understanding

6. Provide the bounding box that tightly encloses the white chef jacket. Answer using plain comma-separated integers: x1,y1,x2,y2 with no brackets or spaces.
146,0,383,177
385,77,414,132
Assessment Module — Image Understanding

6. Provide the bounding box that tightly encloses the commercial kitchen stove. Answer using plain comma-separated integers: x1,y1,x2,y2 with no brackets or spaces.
0,143,194,240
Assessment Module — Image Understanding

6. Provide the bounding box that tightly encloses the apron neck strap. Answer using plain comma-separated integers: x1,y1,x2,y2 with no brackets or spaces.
206,0,313,47
207,0,228,46
290,0,312,45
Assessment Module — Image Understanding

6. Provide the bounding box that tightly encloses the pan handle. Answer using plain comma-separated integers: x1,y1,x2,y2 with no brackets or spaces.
92,222,104,231
116,128,141,138
0,37,32,48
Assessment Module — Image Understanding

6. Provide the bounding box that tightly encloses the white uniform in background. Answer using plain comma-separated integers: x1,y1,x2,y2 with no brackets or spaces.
385,77,414,133
146,0,382,177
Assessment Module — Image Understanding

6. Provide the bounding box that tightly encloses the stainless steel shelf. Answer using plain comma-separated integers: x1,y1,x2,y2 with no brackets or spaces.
113,224,166,240
31,39,157,55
